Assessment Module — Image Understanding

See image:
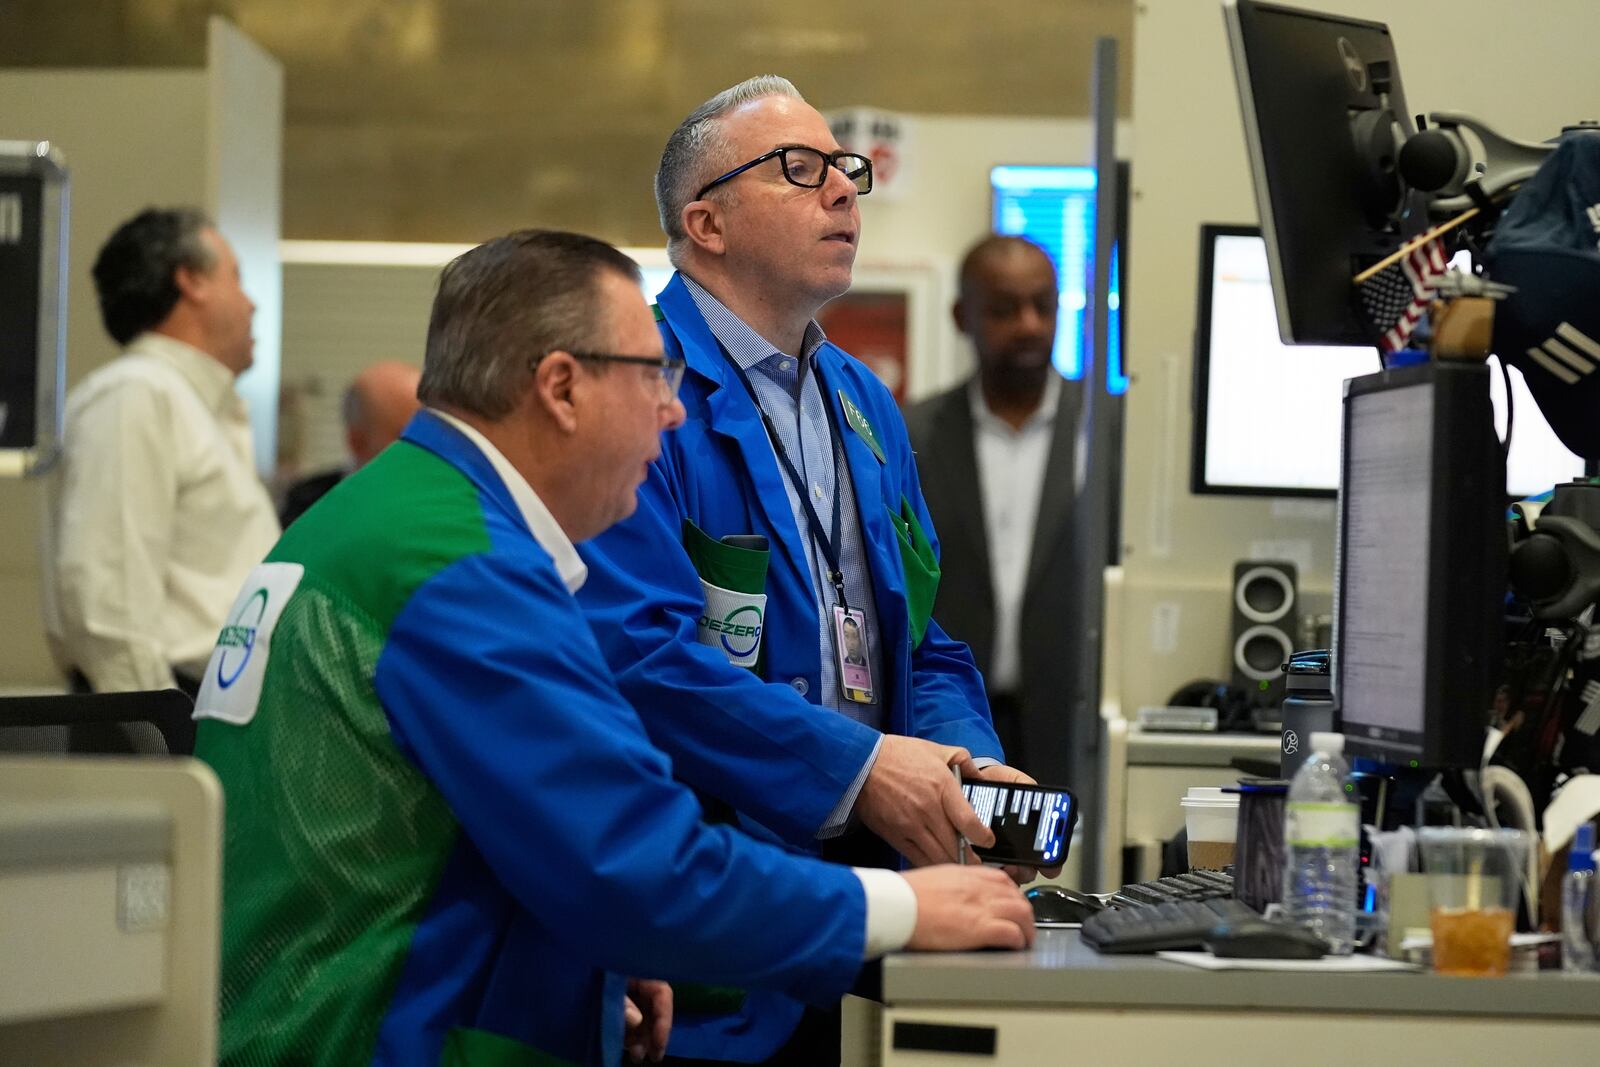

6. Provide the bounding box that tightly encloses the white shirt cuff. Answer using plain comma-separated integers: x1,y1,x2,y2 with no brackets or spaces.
853,866,918,958
818,735,882,839
969,756,1000,770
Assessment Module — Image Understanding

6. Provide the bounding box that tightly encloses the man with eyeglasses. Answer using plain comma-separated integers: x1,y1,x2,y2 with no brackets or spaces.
193,230,1033,1067
576,77,1042,1066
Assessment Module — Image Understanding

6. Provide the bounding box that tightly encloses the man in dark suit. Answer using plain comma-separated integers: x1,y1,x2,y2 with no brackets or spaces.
904,235,1089,799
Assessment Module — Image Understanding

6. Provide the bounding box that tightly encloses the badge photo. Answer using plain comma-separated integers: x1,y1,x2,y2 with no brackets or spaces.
834,604,874,704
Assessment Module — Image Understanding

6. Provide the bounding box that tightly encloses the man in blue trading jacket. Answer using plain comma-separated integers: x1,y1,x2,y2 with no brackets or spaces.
576,77,1044,1065
194,231,1033,1067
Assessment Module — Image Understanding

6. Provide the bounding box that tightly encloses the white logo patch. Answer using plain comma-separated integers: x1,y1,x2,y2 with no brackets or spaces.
695,578,767,669
193,563,305,726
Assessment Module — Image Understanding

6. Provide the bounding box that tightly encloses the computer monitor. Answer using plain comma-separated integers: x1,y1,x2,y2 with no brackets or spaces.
1191,225,1584,498
1336,362,1506,768
1224,0,1428,345
990,164,1127,391
0,141,68,478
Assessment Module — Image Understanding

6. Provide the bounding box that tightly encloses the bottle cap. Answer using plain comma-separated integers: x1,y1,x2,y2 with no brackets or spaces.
1309,731,1345,755
1571,823,1597,874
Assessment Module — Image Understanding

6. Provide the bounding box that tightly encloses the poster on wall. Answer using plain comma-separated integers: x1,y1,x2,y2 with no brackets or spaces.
826,108,912,201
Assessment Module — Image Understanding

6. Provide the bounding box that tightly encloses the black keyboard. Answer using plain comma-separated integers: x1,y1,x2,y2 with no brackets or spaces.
1081,895,1258,954
1106,869,1234,909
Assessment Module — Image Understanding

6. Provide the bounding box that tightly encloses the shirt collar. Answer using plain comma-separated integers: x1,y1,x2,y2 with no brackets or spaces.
128,331,242,418
426,408,588,593
968,372,1063,434
680,273,827,368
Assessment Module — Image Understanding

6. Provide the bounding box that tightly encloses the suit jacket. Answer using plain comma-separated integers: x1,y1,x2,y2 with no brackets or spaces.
279,466,344,528
904,376,1096,797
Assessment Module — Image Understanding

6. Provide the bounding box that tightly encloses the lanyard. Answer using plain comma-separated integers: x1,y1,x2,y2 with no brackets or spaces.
719,348,851,613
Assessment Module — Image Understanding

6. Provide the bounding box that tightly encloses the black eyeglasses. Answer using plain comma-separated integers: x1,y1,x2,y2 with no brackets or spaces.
696,146,873,201
532,351,686,399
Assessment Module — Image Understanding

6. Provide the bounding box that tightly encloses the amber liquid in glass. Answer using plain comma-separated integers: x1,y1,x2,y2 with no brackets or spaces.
1431,906,1514,976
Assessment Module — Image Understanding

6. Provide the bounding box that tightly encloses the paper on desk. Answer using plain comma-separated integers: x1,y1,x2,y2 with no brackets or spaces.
1156,951,1420,972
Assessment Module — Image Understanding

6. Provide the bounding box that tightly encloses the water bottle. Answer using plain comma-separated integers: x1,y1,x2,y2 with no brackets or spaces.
1282,731,1359,954
1561,823,1597,973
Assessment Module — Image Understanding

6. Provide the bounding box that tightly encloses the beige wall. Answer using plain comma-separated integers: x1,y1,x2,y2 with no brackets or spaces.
1118,0,1600,714
0,69,208,688
207,16,284,480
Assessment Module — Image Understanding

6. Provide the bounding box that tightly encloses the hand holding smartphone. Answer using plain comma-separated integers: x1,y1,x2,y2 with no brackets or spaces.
955,773,1078,869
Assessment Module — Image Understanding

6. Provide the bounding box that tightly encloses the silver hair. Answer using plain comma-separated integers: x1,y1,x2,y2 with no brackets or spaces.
655,75,805,264
340,380,367,432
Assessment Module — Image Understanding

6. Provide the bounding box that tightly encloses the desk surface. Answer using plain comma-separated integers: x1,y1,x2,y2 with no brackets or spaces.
883,931,1600,1019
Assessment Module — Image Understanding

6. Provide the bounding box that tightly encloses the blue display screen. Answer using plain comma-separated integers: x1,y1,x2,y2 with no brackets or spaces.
990,165,1125,394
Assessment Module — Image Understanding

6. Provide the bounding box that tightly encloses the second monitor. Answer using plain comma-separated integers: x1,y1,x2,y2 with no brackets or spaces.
1191,224,1583,499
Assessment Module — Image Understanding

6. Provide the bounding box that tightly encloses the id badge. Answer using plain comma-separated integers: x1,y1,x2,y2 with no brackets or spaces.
833,605,874,704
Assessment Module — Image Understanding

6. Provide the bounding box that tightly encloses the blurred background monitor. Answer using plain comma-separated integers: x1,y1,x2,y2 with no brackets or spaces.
1224,0,1427,345
990,163,1128,393
1190,225,1583,498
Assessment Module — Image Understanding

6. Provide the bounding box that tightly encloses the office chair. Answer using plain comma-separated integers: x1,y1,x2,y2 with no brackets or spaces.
0,688,195,755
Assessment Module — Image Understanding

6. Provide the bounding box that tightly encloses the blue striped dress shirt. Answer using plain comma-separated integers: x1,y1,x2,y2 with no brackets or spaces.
683,276,887,730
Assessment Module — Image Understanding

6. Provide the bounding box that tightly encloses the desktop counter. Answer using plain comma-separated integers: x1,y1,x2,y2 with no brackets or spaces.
873,930,1600,1065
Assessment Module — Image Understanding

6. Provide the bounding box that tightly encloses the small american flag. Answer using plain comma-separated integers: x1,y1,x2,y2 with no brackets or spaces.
1357,236,1449,353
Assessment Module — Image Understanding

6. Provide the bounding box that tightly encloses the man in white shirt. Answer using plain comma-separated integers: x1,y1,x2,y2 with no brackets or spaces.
43,207,280,747
904,235,1088,796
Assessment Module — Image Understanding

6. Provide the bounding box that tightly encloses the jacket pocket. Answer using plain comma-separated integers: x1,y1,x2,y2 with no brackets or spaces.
888,497,940,649
681,520,769,670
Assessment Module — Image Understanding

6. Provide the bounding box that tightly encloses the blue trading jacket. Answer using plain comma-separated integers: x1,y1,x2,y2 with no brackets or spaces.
199,413,870,1067
576,273,1002,1060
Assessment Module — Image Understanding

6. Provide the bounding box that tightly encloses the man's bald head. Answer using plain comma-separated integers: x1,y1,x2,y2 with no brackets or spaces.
344,361,422,467
957,235,1054,302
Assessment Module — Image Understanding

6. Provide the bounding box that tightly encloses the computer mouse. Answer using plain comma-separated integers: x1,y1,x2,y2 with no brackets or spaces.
1026,884,1105,925
1204,917,1327,960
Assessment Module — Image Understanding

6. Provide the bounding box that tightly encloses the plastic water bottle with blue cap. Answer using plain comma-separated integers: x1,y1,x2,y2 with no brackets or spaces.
1282,731,1359,954
1562,822,1597,973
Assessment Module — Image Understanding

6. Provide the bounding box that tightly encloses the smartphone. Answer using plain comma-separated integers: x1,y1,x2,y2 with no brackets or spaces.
959,778,1079,868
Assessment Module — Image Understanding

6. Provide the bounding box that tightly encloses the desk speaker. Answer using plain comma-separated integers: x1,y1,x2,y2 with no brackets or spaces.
1230,560,1297,706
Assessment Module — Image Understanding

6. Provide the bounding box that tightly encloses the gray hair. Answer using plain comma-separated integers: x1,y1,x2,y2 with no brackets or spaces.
340,381,367,432
417,230,642,421
91,207,217,345
655,75,805,263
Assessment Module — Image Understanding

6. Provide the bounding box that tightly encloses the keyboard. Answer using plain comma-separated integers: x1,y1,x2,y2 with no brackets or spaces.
1106,869,1234,908
1081,895,1258,954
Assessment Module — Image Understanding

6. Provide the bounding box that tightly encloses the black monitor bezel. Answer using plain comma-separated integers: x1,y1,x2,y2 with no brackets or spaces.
1335,361,1505,768
1224,0,1426,347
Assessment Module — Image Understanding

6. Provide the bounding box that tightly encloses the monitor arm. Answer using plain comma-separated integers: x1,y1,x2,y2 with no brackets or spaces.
1399,112,1557,216
1510,484,1600,621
